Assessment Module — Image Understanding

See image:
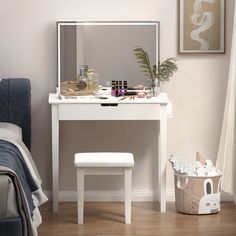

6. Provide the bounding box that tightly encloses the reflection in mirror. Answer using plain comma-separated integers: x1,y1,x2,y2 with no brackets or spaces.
58,21,160,96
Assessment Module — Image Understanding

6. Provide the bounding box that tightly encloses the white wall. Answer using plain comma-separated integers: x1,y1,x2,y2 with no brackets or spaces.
0,0,234,200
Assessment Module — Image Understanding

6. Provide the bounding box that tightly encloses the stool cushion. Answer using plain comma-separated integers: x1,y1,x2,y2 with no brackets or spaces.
74,152,134,167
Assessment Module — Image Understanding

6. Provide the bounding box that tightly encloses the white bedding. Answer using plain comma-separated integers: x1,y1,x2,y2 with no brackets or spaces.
0,122,22,141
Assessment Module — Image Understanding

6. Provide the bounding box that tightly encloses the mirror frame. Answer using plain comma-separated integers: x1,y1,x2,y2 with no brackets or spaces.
57,21,160,89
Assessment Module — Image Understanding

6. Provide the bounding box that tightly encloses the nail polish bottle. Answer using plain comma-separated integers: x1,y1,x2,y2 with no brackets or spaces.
115,85,119,97
118,81,122,96
115,81,119,97
111,80,116,96
123,81,128,95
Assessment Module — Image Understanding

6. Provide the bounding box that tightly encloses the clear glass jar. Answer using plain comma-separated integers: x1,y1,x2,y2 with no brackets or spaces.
146,77,160,97
77,65,88,90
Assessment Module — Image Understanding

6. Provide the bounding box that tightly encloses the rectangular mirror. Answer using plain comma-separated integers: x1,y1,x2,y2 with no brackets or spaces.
57,21,160,96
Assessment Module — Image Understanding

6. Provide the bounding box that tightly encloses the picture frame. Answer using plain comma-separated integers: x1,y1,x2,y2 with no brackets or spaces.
178,0,225,54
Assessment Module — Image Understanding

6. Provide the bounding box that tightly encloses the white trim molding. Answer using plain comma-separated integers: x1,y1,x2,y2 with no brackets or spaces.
44,189,234,202
44,190,160,202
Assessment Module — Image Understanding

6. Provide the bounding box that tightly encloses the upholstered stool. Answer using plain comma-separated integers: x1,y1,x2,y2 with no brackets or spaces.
74,152,134,224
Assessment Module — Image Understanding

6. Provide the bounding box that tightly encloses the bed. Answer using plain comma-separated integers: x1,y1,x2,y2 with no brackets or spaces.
0,78,47,236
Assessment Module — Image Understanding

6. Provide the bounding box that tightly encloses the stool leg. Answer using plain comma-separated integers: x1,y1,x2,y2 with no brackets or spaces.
124,168,132,224
77,168,84,224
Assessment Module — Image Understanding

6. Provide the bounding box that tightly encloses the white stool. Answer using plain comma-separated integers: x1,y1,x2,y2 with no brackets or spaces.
74,152,134,224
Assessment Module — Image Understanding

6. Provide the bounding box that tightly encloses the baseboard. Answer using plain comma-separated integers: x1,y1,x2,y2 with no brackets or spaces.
44,190,160,202
43,189,235,202
221,191,235,201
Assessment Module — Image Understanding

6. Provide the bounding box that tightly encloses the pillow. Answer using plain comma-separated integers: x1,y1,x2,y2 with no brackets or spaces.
0,122,22,141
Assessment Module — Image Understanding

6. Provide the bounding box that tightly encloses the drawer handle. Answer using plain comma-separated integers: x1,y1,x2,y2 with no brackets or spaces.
101,103,118,107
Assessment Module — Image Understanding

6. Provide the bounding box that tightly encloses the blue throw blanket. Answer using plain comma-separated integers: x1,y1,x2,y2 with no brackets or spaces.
0,140,38,217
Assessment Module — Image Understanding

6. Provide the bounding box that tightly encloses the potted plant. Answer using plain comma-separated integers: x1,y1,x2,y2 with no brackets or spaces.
134,46,178,96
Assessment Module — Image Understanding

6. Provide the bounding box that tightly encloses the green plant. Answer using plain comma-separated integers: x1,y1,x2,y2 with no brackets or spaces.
134,46,178,84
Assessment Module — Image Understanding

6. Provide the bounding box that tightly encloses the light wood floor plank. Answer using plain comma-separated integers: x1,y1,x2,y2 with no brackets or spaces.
38,202,236,236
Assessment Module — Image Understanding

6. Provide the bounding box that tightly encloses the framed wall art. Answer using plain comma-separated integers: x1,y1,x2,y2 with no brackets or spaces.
178,0,225,54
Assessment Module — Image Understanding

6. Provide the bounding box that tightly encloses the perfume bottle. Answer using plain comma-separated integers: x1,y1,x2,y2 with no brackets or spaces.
87,69,94,92
78,65,88,90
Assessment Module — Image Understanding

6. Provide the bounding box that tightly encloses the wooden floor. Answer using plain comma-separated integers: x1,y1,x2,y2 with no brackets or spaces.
38,202,236,236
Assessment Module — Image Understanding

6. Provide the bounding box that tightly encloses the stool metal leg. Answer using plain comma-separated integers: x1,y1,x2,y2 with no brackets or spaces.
77,168,84,224
124,168,132,224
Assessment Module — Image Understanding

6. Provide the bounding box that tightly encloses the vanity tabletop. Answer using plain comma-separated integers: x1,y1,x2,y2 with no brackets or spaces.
48,91,169,105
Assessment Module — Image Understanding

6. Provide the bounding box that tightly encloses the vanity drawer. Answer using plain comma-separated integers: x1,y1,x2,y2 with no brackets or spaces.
58,103,161,120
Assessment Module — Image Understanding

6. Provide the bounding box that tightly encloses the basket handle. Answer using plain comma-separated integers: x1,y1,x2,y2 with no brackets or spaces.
176,175,189,190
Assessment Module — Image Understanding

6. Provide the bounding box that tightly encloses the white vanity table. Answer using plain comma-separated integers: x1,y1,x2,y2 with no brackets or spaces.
49,92,170,213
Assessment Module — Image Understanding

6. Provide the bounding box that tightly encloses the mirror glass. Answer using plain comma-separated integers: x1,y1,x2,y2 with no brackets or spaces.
57,21,160,95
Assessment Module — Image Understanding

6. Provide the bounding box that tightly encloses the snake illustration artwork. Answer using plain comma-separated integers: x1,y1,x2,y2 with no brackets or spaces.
190,0,216,50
